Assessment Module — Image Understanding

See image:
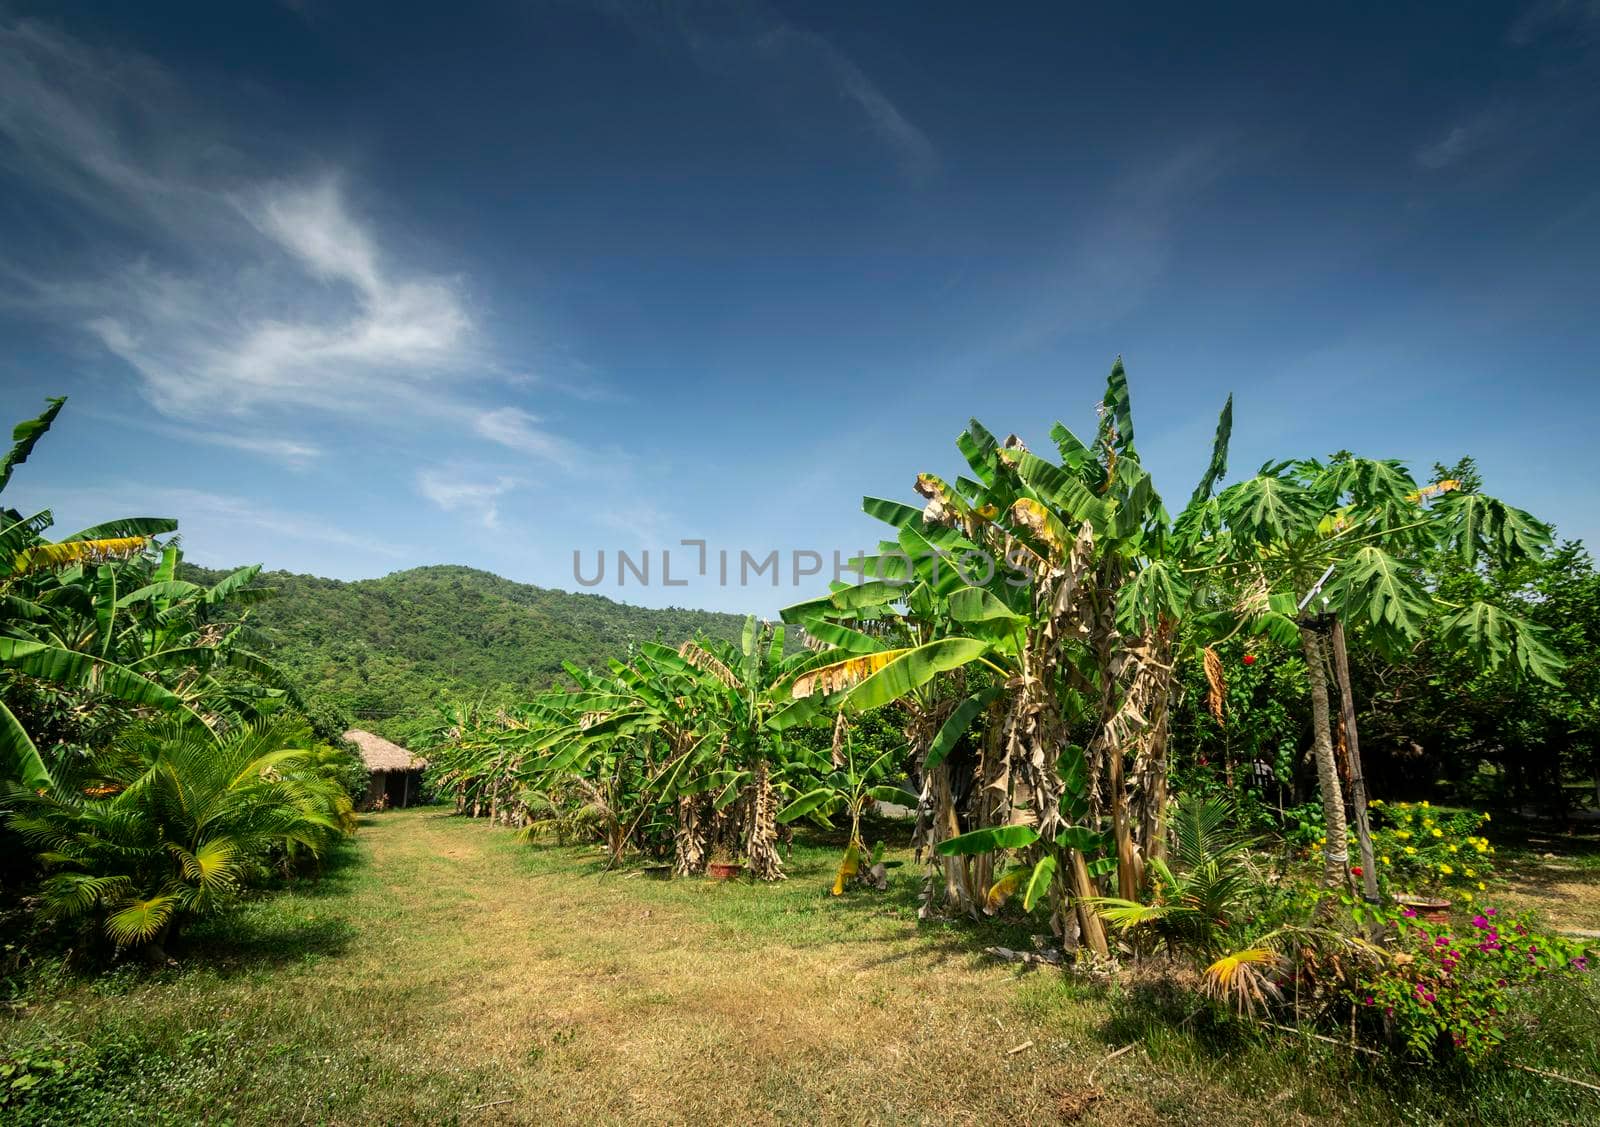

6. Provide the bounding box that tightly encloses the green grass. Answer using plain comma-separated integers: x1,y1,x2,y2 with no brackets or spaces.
3,808,1598,1125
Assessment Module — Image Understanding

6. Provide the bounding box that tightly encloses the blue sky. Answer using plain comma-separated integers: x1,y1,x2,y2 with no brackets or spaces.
2,1,1597,614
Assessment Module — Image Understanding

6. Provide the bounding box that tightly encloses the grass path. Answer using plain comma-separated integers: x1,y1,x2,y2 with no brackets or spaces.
7,809,1600,1125
272,808,1139,1124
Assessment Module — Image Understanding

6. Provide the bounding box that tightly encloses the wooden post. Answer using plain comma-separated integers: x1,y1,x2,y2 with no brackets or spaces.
1330,618,1380,903
402,770,411,809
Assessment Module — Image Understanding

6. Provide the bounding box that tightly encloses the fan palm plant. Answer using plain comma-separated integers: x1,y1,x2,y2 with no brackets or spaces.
6,719,348,955
1087,795,1261,960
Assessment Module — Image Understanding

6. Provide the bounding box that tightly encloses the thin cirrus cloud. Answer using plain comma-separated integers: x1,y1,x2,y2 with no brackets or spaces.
601,0,937,182
1414,111,1509,170
0,16,573,477
473,406,580,470
415,468,520,530
66,174,478,422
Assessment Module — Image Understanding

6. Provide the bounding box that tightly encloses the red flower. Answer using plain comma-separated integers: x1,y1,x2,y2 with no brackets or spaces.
1351,865,1364,877
1242,654,1257,665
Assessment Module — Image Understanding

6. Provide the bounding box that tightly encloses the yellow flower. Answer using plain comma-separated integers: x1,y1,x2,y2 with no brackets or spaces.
1397,830,1412,840
1381,855,1391,865
1404,846,1417,855
1439,863,1454,875
1369,799,1384,807
1421,800,1430,808
1432,827,1444,838
1478,882,1486,891
1476,843,1487,853
1318,836,1326,844
1483,813,1491,822
1449,844,1459,853
1465,868,1476,878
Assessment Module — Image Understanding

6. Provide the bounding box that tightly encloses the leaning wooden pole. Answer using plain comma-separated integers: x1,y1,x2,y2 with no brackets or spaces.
1329,617,1381,904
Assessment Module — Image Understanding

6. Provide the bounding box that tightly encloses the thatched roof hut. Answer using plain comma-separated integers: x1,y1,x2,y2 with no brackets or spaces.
345,729,426,809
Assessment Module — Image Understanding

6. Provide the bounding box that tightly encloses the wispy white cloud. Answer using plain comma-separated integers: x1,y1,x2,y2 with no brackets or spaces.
960,138,1234,367
25,483,405,557
0,16,583,460
416,467,520,529
592,500,673,542
600,0,936,182
473,406,578,469
154,488,407,554
184,430,322,468
51,174,478,421
59,402,322,470
1415,111,1510,170
761,25,938,183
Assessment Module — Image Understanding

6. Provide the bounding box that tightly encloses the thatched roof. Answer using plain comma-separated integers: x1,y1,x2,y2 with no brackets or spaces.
344,729,426,772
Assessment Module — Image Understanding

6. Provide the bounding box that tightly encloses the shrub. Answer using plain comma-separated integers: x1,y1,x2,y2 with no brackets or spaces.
1366,800,1497,898
5,720,352,955
1349,902,1592,1062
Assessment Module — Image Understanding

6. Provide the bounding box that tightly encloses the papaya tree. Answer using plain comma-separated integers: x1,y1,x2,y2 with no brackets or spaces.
1203,453,1563,897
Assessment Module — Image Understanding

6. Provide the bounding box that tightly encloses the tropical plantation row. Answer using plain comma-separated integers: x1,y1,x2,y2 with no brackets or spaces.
424,363,1595,1063
1,374,1597,1118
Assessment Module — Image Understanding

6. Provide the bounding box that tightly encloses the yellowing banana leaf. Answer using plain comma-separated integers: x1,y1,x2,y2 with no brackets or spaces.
677,642,738,687
11,536,150,576
832,840,861,896
984,867,1025,915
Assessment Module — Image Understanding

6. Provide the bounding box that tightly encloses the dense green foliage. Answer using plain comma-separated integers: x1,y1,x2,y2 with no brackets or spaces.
8,719,356,951
423,360,1595,1074
1,398,362,956
179,563,754,748
5,369,1597,1097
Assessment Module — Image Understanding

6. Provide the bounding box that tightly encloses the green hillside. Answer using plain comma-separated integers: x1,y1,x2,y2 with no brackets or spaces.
182,563,752,747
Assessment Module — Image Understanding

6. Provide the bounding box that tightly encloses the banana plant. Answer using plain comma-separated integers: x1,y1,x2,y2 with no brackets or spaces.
934,743,1116,949
1,397,193,789
776,714,916,895
782,360,1237,953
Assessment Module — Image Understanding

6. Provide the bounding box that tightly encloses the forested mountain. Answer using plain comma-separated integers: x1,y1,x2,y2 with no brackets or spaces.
181,563,753,747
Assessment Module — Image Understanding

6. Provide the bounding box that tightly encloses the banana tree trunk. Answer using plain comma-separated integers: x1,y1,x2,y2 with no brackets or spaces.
745,759,785,881
1067,849,1111,958
917,758,975,916
1300,622,1352,897
1329,618,1380,903
1137,694,1172,868
1107,744,1138,901
674,794,710,875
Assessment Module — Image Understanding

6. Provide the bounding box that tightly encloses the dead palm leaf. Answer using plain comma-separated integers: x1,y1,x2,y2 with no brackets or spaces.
1201,946,1284,1017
